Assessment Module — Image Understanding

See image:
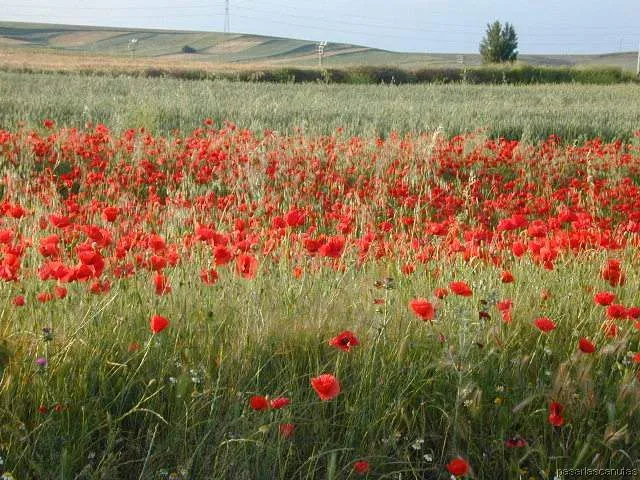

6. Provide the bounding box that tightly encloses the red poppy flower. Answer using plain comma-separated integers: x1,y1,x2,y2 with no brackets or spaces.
511,241,526,257
329,331,360,352
501,270,515,283
73,264,94,282
89,279,111,294
319,236,345,259
449,281,472,297
200,268,219,285
13,295,25,306
54,286,67,299
38,235,60,257
154,272,171,295
500,309,512,324
236,253,258,279
601,259,625,287
0,229,13,244
402,263,415,275
150,314,169,334
37,292,53,303
446,457,469,476
279,423,295,438
303,237,323,255
627,307,640,319
285,208,306,227
497,299,513,311
593,291,615,306
310,373,341,401
8,203,26,218
578,338,596,354
102,206,119,222
213,245,233,265
353,460,370,475
150,255,167,272
409,299,435,321
534,317,556,333
195,226,215,242
49,214,71,228
269,397,291,409
434,287,448,299
505,436,527,448
249,395,269,411
148,234,166,253
548,401,564,427
606,304,626,319
633,353,640,363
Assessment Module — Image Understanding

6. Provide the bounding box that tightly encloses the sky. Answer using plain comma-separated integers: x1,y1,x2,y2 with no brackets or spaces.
2,0,639,55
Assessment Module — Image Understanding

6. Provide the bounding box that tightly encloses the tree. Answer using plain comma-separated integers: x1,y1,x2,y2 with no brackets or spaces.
479,21,518,63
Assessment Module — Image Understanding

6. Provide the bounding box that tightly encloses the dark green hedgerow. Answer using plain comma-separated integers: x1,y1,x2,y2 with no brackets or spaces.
1,63,637,85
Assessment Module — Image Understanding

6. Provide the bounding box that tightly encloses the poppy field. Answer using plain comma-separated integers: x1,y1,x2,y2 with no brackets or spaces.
1,120,640,479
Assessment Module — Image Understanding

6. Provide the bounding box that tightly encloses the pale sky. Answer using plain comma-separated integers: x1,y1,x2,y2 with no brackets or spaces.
2,0,638,54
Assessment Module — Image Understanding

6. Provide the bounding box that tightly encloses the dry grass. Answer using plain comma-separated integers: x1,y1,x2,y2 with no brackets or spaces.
0,49,279,74
47,30,124,48
0,37,31,46
201,38,267,54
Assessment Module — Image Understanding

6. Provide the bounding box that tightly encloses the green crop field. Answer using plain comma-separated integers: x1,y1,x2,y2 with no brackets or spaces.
0,71,639,141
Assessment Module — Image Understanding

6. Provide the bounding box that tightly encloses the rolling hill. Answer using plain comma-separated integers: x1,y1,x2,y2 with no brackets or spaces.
1,21,638,71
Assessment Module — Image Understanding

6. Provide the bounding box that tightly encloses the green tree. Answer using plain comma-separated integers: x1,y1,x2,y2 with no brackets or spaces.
479,21,518,63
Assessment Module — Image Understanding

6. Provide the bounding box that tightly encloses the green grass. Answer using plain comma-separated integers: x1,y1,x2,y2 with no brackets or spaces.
1,71,639,141
2,253,640,478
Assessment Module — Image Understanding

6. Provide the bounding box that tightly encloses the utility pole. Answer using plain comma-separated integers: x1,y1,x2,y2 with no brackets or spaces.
619,36,625,52
128,38,138,59
317,41,327,67
637,41,640,77
224,0,230,33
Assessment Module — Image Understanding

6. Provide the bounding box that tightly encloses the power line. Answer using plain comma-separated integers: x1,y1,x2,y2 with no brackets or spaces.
230,13,471,44
4,1,637,35
224,0,230,33
227,13,620,48
2,11,224,20
229,4,636,41
2,2,227,10
236,0,638,34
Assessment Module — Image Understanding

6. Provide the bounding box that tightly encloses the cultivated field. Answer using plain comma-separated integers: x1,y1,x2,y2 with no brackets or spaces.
2,21,639,70
1,69,640,479
1,71,640,141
